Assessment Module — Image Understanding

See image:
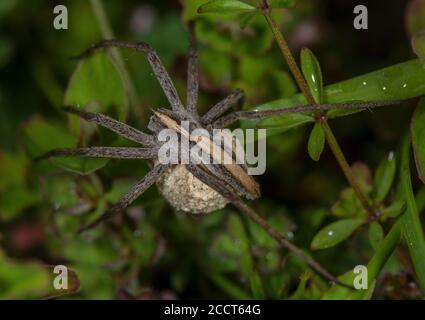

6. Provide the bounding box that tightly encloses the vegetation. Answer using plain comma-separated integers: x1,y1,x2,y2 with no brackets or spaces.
1,0,425,299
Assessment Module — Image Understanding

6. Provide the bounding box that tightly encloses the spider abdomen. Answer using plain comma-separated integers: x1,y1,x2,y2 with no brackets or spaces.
156,164,229,214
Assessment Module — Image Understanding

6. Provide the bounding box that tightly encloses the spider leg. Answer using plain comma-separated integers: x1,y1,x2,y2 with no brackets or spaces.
78,164,169,233
36,147,157,161
201,89,244,125
74,40,185,113
212,100,402,128
187,23,199,114
63,106,154,146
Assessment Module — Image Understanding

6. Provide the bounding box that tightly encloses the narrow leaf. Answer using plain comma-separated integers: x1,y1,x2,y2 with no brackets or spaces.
253,59,425,133
300,48,323,103
249,271,265,299
382,201,405,219
368,222,384,251
323,220,402,299
65,53,128,121
198,0,257,15
258,112,314,130
23,117,108,174
400,135,425,291
373,151,397,202
311,218,365,250
307,123,325,161
411,97,425,183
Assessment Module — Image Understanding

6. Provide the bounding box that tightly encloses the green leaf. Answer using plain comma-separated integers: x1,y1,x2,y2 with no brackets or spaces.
307,123,325,161
326,104,365,119
23,117,108,174
0,185,40,221
368,222,384,251
272,70,297,97
382,201,405,219
400,135,425,291
258,112,314,130
207,272,251,299
311,218,365,250
198,0,257,15
104,178,137,204
268,0,296,8
0,254,79,299
252,59,425,133
249,271,265,299
352,162,373,195
323,219,402,299
45,175,80,211
0,259,50,299
373,152,397,202
65,52,128,130
239,12,258,28
332,188,365,219
290,272,310,300
301,48,323,103
411,98,425,183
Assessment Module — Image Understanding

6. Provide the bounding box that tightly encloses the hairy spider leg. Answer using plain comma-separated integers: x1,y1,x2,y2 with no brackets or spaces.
187,23,199,115
63,106,155,146
36,147,157,162
201,89,245,125
79,164,170,233
73,40,186,114
212,100,402,128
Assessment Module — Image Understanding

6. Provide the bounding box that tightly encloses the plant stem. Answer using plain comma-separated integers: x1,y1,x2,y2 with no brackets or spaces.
89,0,146,121
263,12,316,105
260,4,375,217
321,122,375,216
400,135,425,292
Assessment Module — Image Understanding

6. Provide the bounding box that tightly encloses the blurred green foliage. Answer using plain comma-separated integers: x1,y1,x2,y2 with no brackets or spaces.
1,0,425,300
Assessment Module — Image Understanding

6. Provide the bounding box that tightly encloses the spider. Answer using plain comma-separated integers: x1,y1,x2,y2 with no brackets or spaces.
38,27,399,234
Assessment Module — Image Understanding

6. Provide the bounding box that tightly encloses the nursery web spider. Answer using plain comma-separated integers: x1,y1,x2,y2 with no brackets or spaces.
38,26,399,231
38,27,398,287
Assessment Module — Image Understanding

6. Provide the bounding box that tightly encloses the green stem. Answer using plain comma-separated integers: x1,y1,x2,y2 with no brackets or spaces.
261,4,375,217
400,135,425,292
367,219,402,285
89,0,145,121
263,12,316,105
321,122,375,217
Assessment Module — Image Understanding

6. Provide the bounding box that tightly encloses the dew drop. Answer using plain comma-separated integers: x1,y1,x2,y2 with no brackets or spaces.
328,230,334,236
362,81,367,86
287,231,294,240
403,83,408,88
388,151,394,161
